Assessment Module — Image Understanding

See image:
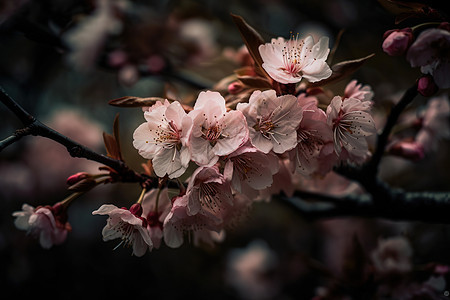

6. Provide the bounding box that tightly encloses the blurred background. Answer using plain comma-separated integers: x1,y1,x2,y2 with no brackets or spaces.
1,0,450,299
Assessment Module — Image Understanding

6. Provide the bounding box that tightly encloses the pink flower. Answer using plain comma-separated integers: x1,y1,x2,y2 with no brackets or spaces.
289,99,333,175
13,203,71,249
382,28,414,56
223,144,279,198
163,194,222,248
406,28,450,89
237,90,303,154
326,96,376,161
258,36,332,84
188,91,249,166
141,188,172,249
344,80,374,103
185,166,234,218
92,204,153,256
416,94,450,152
133,100,192,178
388,140,425,161
371,237,413,275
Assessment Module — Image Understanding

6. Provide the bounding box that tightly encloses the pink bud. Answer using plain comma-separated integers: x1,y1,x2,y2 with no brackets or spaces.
382,28,413,56
389,141,425,161
417,75,438,97
438,22,450,32
228,81,243,94
67,172,90,185
129,203,143,217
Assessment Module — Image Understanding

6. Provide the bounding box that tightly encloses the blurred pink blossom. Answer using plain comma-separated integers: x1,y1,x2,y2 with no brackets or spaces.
382,28,413,56
13,203,71,249
406,28,450,88
371,236,413,275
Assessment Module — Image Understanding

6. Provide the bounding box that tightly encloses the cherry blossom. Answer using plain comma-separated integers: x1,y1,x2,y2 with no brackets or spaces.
133,100,192,178
12,203,71,249
223,144,279,198
185,166,234,218
344,80,374,103
237,89,303,154
289,97,333,175
188,91,249,166
92,204,153,256
258,35,332,84
163,194,222,248
382,28,413,56
141,188,171,249
326,96,376,161
371,237,413,275
406,28,450,89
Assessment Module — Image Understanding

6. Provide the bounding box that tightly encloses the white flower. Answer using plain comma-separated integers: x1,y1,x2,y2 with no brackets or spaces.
92,204,153,256
258,36,332,84
133,100,192,178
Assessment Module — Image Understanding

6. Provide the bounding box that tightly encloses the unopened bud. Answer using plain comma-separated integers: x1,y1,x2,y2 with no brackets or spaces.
438,22,450,32
417,75,438,97
228,81,243,94
129,203,143,217
67,172,90,185
389,141,425,161
382,28,413,56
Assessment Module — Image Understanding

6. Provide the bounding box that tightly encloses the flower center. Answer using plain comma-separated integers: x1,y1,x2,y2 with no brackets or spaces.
198,182,222,212
254,115,275,138
153,119,181,148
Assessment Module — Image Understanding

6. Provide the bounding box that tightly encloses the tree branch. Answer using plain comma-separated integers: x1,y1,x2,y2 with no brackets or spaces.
0,86,145,184
278,189,450,224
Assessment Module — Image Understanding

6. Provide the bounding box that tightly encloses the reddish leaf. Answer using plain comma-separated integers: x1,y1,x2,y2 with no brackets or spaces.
237,75,272,89
102,132,121,160
112,114,122,160
231,14,268,78
309,54,375,87
108,96,166,107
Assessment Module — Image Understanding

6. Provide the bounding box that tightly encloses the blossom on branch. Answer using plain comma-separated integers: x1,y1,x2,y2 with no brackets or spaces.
92,204,153,256
326,96,376,162
237,90,303,154
13,203,71,249
133,100,192,178
258,35,332,84
188,91,249,166
406,28,450,89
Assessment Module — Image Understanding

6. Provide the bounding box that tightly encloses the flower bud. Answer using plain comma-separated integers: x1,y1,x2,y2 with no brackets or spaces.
382,28,413,56
389,140,425,161
129,203,143,217
438,22,450,32
67,172,90,185
417,75,438,97
228,81,243,94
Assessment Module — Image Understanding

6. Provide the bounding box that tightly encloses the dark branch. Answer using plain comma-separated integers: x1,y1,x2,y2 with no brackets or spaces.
0,86,144,183
278,189,450,224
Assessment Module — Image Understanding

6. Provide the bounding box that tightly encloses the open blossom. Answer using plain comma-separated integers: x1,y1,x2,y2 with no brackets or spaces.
326,96,376,161
92,204,153,256
237,90,303,154
371,237,413,275
13,203,71,249
223,145,280,198
289,97,333,175
133,100,192,178
163,194,222,248
258,35,332,84
406,28,450,89
344,80,374,103
185,166,234,218
188,91,248,166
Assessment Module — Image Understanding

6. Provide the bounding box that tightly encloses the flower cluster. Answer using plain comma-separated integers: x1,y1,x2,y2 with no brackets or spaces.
115,60,376,251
